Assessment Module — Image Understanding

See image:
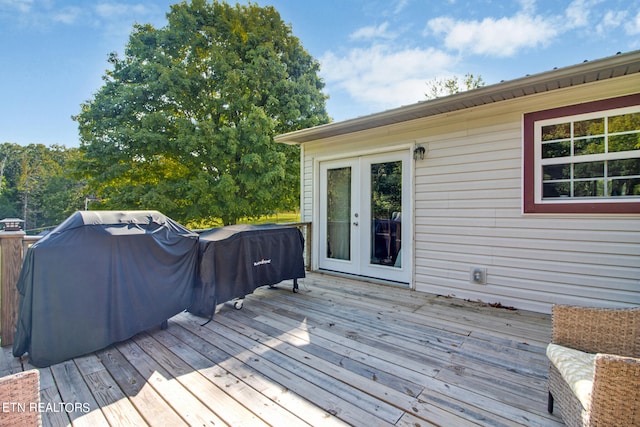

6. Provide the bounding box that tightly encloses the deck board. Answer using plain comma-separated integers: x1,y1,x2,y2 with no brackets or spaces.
96,346,187,426
2,272,563,426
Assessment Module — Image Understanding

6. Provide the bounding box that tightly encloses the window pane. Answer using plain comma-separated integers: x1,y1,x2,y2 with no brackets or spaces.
609,133,640,152
326,167,351,260
543,164,571,180
574,180,604,197
574,136,604,155
608,112,640,133
542,123,570,141
370,161,402,268
543,182,570,198
535,107,640,205
574,118,604,137
608,159,640,177
608,178,640,196
574,161,604,179
542,141,570,158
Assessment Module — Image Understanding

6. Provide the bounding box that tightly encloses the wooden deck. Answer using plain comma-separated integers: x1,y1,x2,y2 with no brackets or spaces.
1,273,563,426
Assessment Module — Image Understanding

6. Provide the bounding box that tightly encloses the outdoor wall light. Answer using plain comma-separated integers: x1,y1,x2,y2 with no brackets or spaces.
413,145,425,160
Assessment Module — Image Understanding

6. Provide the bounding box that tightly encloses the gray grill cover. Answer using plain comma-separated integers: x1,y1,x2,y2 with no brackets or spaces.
189,224,305,318
12,211,199,367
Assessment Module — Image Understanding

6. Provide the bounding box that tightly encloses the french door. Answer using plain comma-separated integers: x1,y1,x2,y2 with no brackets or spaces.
319,151,411,284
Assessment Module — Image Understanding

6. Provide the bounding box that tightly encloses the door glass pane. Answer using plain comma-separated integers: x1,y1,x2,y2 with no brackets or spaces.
370,161,402,268
327,167,351,260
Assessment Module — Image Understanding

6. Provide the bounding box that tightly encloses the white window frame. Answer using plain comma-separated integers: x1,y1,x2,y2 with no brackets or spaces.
533,105,640,205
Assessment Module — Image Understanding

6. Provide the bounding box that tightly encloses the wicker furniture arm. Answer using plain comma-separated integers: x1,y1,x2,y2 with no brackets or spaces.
551,305,640,356
547,305,640,427
0,369,42,426
589,354,640,426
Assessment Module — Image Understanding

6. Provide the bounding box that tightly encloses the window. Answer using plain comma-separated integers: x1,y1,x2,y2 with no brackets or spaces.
524,94,640,213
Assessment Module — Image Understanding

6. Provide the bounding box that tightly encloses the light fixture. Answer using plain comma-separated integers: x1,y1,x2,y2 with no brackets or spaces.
413,145,425,160
0,218,24,232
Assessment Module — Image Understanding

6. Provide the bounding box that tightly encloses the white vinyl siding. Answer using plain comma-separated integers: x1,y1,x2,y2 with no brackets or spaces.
301,153,313,222
413,116,639,313
299,74,640,313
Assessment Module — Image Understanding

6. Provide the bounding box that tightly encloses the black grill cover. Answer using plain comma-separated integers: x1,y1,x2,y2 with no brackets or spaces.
12,211,199,367
189,224,305,318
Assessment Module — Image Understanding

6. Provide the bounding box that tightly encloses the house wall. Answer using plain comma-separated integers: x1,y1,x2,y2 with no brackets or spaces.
301,74,640,313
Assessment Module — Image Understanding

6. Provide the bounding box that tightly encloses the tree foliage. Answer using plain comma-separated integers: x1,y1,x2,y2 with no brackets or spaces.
0,143,85,233
371,161,401,219
425,73,485,99
73,0,329,225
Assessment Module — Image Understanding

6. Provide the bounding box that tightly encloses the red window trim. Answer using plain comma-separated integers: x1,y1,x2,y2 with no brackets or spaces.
523,93,640,214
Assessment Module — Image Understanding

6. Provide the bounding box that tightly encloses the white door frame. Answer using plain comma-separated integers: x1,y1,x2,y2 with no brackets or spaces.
314,147,413,285
318,157,361,275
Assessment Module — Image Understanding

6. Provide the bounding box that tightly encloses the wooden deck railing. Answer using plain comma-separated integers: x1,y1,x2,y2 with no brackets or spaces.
0,222,312,347
279,221,312,271
0,231,29,347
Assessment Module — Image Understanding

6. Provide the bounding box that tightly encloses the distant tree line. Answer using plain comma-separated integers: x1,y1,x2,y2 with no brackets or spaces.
0,143,86,234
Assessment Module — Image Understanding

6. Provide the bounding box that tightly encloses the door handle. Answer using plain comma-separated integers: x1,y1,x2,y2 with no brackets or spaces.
353,222,359,226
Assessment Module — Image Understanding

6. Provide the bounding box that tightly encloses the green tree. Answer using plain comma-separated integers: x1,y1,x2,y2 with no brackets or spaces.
0,143,85,233
73,0,329,225
0,144,24,220
425,73,485,99
39,147,87,228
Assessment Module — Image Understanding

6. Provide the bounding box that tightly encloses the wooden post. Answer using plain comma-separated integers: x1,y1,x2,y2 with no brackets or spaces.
304,223,312,271
0,230,25,347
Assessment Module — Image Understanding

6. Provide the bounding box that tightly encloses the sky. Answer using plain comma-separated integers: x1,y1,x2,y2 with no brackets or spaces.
0,0,639,148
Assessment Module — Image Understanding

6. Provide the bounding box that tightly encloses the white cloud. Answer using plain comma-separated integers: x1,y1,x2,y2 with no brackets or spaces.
0,0,34,13
427,13,558,57
1,1,154,25
517,0,536,15
350,22,396,41
393,0,409,15
95,2,150,19
0,0,85,26
319,0,626,118
596,10,626,34
52,6,82,24
320,44,456,109
564,0,612,30
565,0,592,28
423,0,620,58
625,10,640,35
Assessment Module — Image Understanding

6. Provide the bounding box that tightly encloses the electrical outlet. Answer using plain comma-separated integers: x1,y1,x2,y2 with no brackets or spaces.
470,267,487,284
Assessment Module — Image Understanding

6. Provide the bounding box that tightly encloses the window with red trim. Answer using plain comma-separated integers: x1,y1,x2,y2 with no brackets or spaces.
523,94,640,214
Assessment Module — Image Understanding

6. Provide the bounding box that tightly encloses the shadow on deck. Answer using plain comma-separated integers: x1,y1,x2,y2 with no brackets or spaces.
1,272,563,426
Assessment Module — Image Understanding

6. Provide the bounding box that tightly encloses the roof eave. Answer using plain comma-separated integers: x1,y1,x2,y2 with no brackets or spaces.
275,50,640,145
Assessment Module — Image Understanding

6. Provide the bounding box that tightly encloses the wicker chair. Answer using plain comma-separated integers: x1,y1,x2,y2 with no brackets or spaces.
547,305,640,427
0,369,41,426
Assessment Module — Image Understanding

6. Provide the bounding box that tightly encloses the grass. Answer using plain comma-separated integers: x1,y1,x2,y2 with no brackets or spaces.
239,212,301,224
186,212,301,230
